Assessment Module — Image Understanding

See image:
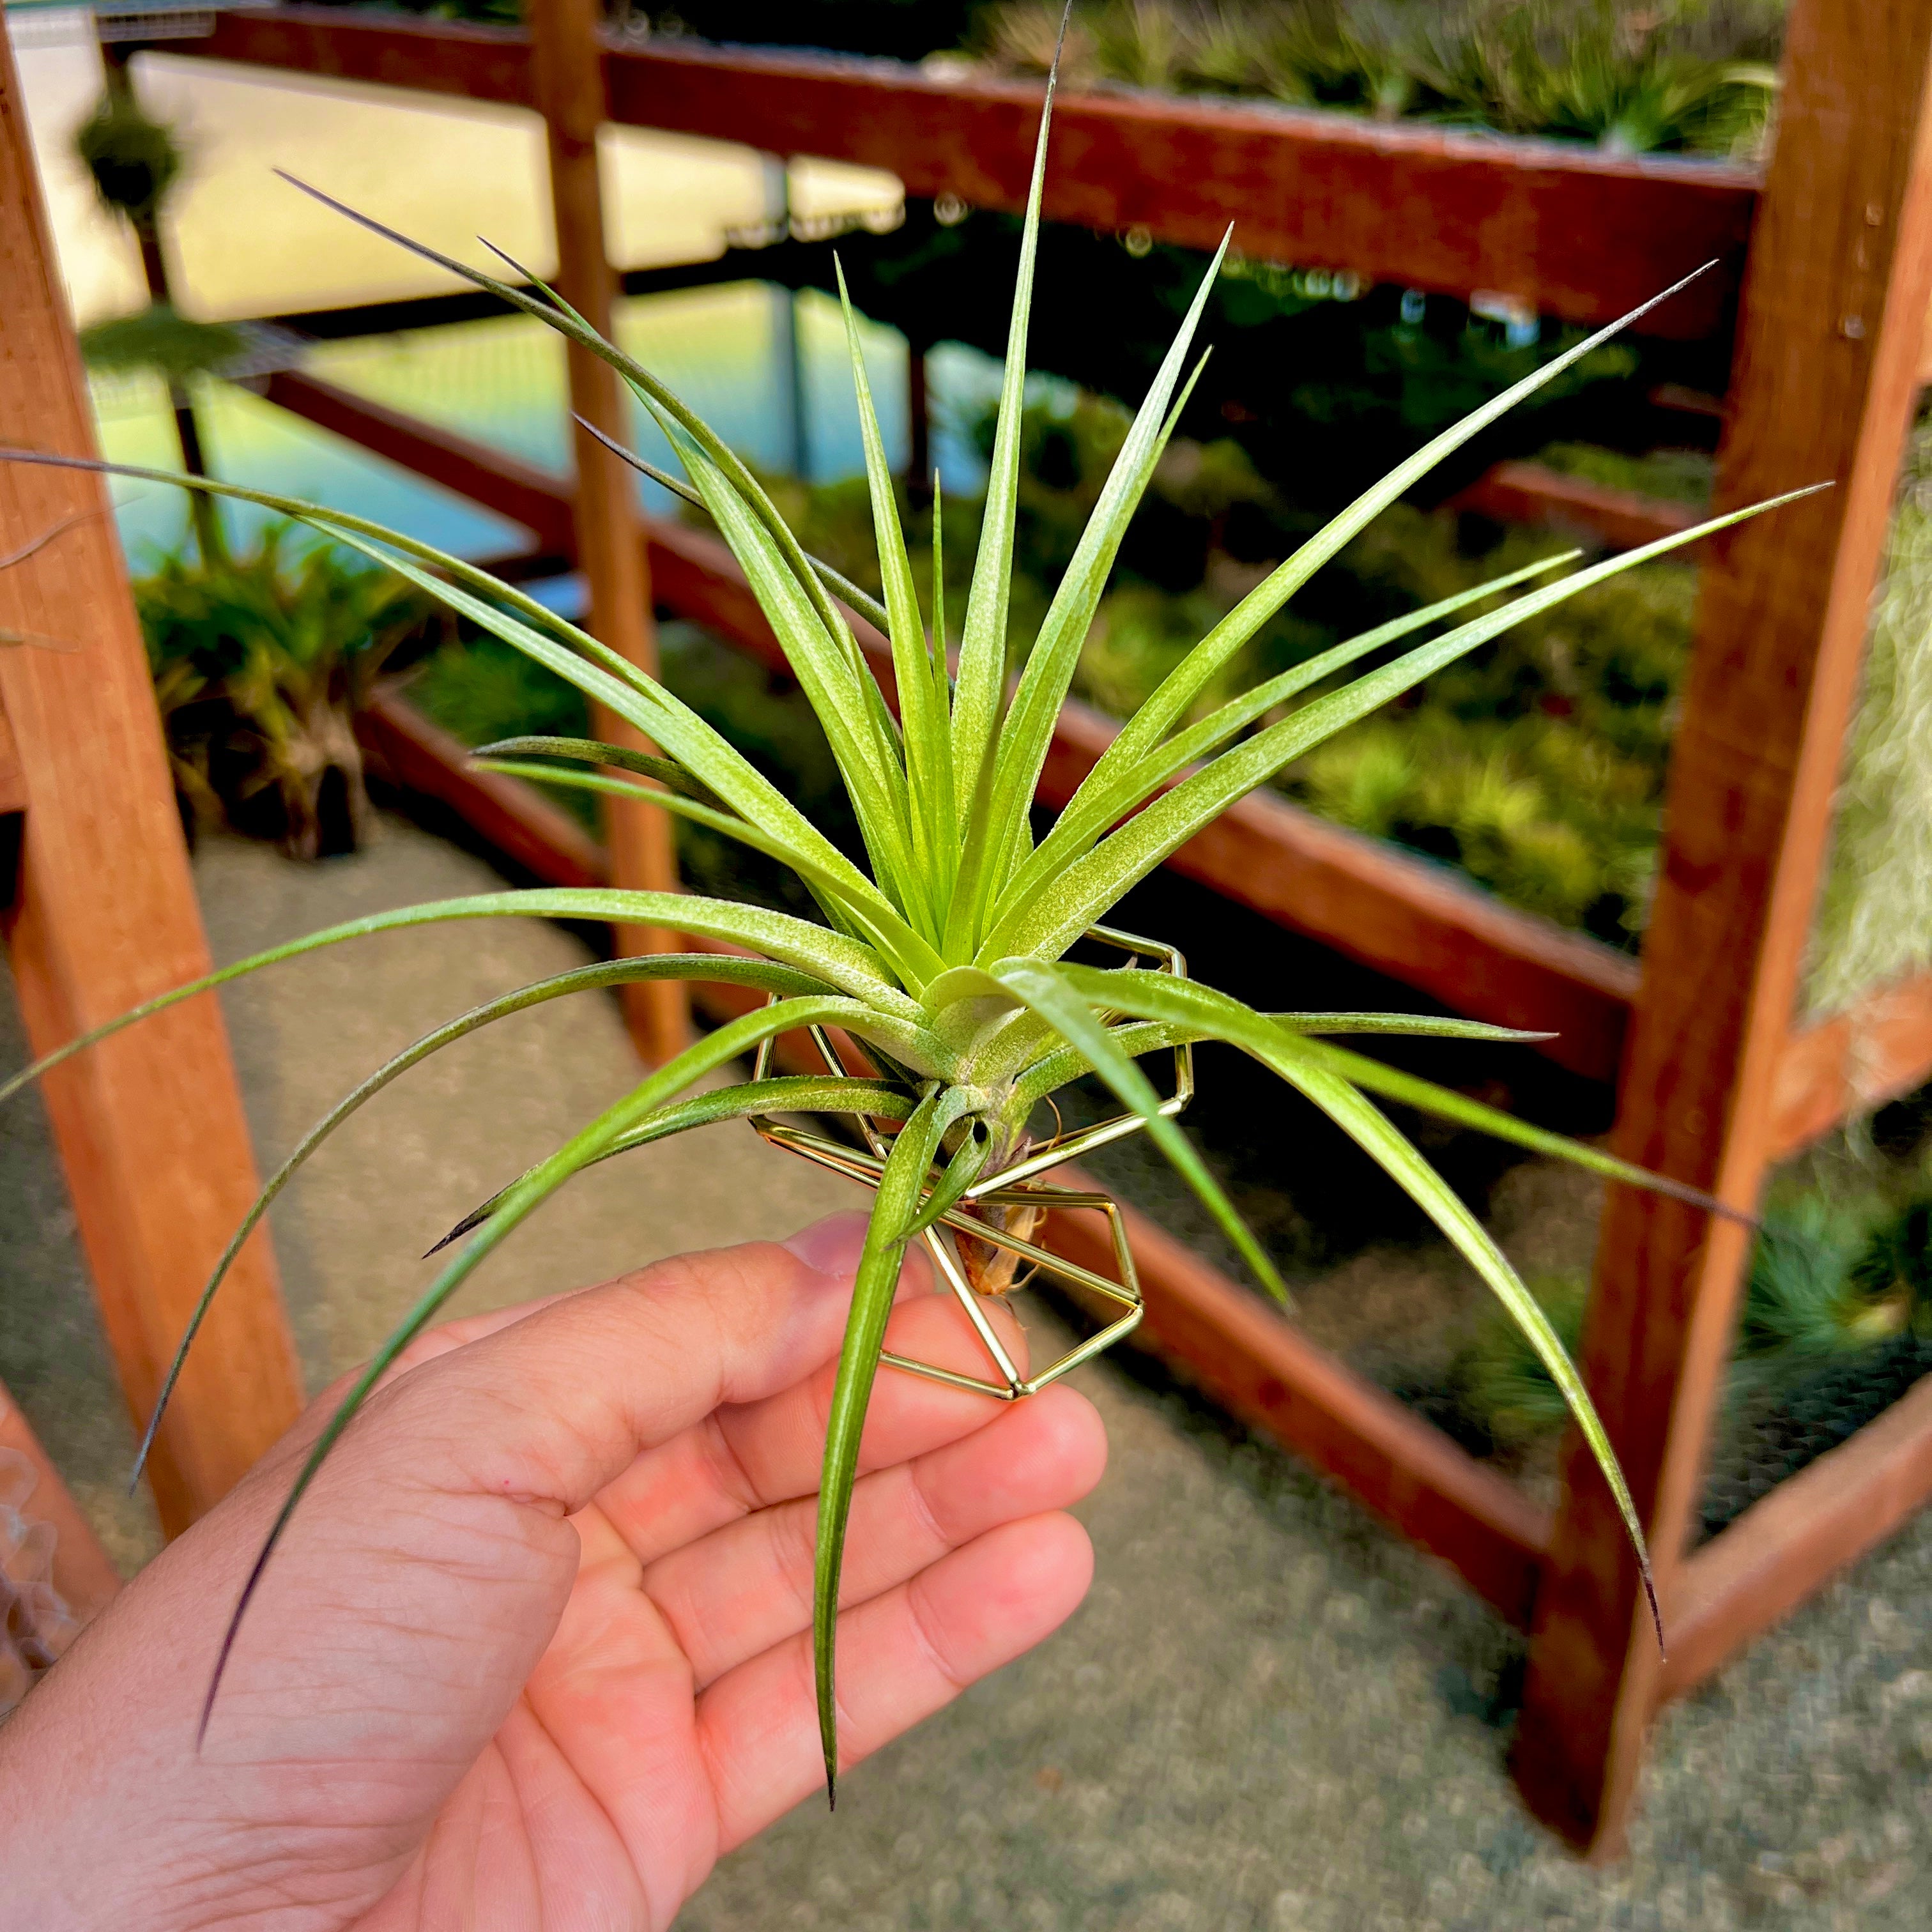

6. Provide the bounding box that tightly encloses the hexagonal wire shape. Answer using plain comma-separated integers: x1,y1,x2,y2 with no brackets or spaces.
749,924,1194,1400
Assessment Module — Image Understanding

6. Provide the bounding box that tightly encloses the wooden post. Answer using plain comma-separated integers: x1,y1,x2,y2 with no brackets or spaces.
1512,0,1932,1855
0,17,302,1535
527,0,688,1064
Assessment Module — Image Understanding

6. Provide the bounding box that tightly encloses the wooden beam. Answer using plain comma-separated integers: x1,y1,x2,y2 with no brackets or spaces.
263,371,572,550
1449,460,1700,554
1513,0,1932,1856
528,0,687,1065
0,17,302,1535
1770,970,1932,1159
358,691,607,891
190,4,539,109
98,40,220,562
174,6,1749,335
1657,1372,1932,1703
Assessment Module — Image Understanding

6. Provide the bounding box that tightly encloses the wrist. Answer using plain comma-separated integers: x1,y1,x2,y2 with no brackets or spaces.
0,1522,384,1932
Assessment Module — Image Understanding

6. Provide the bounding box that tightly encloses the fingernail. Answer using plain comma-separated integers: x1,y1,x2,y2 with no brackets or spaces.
782,1212,871,1282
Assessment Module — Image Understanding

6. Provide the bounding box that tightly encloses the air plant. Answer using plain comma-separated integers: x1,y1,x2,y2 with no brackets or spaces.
136,523,431,857
2,57,1811,1804
1425,0,1781,158
981,1,1783,155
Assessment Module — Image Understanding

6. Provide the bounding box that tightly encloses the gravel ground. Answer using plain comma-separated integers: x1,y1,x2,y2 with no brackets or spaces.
3,815,1929,1928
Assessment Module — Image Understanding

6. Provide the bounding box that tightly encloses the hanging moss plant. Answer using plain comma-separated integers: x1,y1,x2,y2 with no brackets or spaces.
77,305,245,388
73,80,183,230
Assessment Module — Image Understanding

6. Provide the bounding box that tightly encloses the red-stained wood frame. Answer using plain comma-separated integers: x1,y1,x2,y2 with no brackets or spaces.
1513,0,1932,1854
84,0,1932,1859
167,4,1754,338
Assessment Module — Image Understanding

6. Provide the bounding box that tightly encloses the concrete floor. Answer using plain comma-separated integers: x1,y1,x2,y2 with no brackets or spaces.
3,816,1929,1928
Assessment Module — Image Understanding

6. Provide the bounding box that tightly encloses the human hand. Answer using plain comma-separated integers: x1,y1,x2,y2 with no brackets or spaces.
0,1215,1107,1930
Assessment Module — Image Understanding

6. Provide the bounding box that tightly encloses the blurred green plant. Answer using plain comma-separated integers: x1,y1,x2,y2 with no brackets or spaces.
1807,413,1932,1015
73,75,182,228
1460,1270,1587,1443
72,69,236,562
1279,521,1699,944
77,305,245,388
410,631,591,755
1460,1187,1932,1450
977,0,1784,157
1531,440,1715,505
138,525,431,859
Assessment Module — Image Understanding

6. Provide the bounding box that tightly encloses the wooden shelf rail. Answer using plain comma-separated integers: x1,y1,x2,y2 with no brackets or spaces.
166,5,1751,337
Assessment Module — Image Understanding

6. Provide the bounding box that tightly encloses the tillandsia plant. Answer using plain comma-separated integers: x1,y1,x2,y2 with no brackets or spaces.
139,523,431,857
3,55,1813,1803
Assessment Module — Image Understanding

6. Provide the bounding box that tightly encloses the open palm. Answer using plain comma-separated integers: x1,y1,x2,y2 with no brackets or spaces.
0,1219,1105,1932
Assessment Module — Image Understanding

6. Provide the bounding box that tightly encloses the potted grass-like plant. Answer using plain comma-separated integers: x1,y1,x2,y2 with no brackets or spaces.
3,62,1809,1800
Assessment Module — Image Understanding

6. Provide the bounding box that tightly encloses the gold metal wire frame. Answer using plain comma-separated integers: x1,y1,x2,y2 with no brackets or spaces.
749,926,1193,1401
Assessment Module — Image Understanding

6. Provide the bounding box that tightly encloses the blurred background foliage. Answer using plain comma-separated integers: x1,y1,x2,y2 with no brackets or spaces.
139,526,432,859
972,0,1784,157
335,1,1786,157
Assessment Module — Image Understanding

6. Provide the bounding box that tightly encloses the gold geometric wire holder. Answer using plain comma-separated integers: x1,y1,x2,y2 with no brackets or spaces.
750,924,1193,1401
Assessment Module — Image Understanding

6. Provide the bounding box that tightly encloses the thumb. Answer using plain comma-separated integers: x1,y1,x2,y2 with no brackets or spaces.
348,1215,889,1517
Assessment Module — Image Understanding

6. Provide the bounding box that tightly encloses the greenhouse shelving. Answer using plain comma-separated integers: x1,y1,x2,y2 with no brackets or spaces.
177,4,1756,338
9,0,1932,1857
